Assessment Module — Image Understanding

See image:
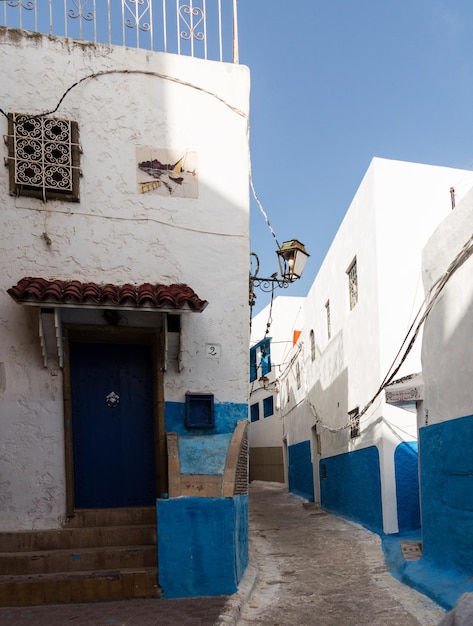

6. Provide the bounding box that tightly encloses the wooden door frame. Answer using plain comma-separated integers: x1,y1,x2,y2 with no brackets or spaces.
63,324,166,517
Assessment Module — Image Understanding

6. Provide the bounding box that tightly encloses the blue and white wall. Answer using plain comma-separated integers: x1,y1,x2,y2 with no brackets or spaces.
252,159,473,535
249,297,305,484
0,28,250,597
419,186,473,574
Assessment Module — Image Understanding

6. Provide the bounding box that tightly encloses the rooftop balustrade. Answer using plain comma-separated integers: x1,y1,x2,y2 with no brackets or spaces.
0,0,239,62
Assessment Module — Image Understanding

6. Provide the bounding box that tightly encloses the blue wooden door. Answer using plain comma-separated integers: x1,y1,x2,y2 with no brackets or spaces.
70,341,156,508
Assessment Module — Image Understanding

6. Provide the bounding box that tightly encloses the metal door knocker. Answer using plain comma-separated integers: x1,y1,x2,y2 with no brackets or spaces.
106,391,120,408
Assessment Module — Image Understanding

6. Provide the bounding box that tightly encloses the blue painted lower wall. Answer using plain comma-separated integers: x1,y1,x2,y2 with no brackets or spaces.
394,441,420,532
419,413,473,574
320,445,383,534
165,401,248,436
288,440,314,502
157,495,248,598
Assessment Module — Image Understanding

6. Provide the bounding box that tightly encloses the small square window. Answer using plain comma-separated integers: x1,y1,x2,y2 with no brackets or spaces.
6,113,80,201
250,402,259,423
263,396,274,418
185,393,214,429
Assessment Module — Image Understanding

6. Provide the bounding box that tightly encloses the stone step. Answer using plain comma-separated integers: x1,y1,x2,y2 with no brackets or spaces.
63,507,156,528
0,544,157,576
0,567,160,607
0,524,156,553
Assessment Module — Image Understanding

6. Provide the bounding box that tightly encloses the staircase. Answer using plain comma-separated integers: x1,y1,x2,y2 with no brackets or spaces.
0,507,160,606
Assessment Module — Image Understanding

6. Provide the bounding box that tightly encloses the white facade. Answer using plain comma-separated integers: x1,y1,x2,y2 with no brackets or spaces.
251,157,473,535
421,187,473,427
0,28,250,531
249,297,304,446
416,185,473,578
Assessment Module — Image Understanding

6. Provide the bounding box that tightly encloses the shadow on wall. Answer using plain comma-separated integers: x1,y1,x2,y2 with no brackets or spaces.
390,282,473,612
420,287,473,575
288,440,315,501
320,446,383,534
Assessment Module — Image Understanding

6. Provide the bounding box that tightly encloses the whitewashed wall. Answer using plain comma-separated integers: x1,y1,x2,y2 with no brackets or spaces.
249,297,304,448
0,29,250,529
277,158,473,532
421,187,473,426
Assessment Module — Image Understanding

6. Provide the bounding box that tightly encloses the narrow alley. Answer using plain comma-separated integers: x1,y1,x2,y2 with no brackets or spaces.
238,481,445,626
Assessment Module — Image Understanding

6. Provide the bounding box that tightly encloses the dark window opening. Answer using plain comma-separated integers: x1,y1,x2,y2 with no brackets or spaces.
250,402,259,423
250,337,271,383
263,396,274,418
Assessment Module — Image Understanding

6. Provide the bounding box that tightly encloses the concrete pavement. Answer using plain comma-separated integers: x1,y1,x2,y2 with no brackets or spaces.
237,481,446,626
0,482,447,625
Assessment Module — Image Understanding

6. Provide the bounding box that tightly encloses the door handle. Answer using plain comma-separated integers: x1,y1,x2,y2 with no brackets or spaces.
105,391,120,408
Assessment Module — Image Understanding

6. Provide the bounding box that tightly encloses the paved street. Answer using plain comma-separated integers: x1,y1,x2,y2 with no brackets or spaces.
238,481,446,626
0,482,448,625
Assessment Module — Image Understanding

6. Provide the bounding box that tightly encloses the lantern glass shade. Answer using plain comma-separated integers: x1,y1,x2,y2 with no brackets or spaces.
277,240,310,281
258,375,270,389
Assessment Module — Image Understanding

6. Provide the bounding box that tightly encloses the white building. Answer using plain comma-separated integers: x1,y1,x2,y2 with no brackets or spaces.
0,2,250,604
249,296,304,483
251,157,473,535
415,185,473,581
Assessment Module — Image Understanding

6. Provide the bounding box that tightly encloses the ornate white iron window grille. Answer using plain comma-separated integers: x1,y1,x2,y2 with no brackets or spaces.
310,329,316,362
347,257,358,310
349,407,360,439
325,300,331,340
6,114,80,202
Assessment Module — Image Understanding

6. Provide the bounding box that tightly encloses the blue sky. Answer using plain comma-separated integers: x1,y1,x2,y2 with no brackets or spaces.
238,1,473,312
2,0,472,314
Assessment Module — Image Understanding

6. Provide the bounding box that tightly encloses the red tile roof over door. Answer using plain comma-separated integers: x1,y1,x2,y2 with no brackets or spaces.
7,277,208,312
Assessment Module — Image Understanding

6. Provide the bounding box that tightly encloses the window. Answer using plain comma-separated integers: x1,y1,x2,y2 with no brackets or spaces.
347,257,358,310
250,402,259,423
296,361,301,389
310,329,316,361
185,393,214,429
349,407,360,439
325,300,331,340
263,396,274,418
7,113,80,201
249,338,271,383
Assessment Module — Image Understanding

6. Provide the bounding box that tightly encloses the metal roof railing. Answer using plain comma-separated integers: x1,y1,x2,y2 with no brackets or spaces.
0,0,239,63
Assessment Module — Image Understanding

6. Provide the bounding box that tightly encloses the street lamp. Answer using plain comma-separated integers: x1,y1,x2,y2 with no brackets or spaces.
257,374,279,393
250,239,310,305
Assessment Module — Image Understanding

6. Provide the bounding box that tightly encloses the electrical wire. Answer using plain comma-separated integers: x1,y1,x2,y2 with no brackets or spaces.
0,68,248,122
9,202,246,239
275,233,473,433
1,65,281,249
0,67,261,243
352,233,473,428
249,173,281,250
0,63,286,331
